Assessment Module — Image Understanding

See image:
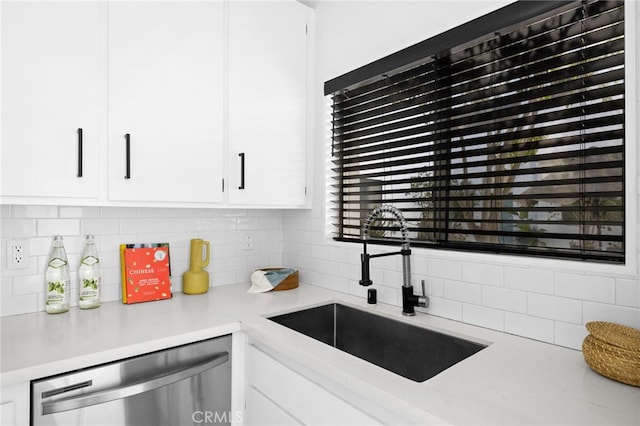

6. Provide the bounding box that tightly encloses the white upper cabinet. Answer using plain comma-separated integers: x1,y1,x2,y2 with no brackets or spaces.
1,1,102,202
107,1,225,204
1,0,310,208
227,0,309,207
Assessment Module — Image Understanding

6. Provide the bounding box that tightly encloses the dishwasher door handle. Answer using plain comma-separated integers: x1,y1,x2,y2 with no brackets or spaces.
42,351,229,415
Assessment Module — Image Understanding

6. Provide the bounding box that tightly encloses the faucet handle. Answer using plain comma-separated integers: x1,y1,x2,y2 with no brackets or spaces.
418,279,429,308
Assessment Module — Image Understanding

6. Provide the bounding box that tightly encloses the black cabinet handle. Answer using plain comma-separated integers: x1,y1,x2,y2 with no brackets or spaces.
238,152,245,190
77,128,83,178
124,133,131,179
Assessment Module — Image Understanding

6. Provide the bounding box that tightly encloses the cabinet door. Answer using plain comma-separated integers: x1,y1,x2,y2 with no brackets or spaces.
1,1,102,201
245,386,300,426
228,0,308,207
0,382,29,426
245,344,381,425
108,1,224,204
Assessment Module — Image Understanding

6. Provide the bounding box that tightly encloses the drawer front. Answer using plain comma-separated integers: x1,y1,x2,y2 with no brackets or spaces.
246,344,380,425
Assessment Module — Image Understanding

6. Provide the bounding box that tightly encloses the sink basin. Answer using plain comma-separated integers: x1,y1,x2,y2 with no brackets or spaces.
268,303,487,382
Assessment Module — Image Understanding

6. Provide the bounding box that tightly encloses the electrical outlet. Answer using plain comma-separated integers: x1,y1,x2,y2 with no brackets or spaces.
242,232,254,251
6,239,29,269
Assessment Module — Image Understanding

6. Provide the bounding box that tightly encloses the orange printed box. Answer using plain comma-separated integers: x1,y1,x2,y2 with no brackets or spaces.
120,243,172,304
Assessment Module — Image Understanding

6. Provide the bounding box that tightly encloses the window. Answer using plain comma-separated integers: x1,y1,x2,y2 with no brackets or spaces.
326,0,625,264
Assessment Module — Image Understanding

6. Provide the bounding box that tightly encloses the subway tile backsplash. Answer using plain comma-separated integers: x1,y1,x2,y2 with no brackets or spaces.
282,209,640,351
554,272,616,304
2,204,640,352
1,205,283,317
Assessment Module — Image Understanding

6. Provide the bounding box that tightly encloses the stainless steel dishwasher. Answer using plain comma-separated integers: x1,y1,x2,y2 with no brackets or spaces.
31,334,232,426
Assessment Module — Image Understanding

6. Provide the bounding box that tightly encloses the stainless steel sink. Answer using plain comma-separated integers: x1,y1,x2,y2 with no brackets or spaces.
268,303,487,382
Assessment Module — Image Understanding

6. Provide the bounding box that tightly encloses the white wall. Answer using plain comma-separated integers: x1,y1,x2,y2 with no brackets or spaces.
0,205,283,316
283,0,640,350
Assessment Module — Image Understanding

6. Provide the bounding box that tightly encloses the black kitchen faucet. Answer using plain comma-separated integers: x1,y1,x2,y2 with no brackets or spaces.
360,205,428,316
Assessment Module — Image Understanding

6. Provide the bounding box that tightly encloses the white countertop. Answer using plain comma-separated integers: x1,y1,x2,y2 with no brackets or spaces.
0,289,240,386
2,282,639,425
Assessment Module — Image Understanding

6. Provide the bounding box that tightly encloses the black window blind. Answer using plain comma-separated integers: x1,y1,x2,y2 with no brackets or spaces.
327,0,625,263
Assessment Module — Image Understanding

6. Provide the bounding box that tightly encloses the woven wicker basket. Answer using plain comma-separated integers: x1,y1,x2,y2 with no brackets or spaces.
582,322,640,387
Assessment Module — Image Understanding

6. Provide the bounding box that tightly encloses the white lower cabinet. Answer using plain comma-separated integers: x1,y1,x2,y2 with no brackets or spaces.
244,343,381,426
0,381,29,426
245,386,299,426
